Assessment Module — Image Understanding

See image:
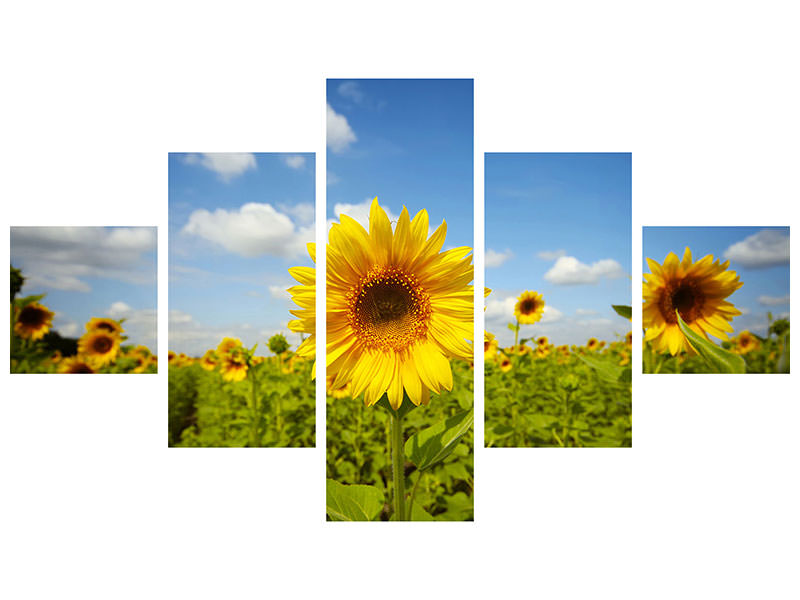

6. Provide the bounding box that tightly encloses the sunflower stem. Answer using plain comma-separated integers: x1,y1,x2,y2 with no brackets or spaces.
514,318,520,347
390,407,406,521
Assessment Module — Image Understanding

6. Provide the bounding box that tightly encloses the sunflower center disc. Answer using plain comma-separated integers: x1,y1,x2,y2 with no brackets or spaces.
661,280,705,324
519,299,538,314
20,307,45,326
93,336,113,353
348,266,431,352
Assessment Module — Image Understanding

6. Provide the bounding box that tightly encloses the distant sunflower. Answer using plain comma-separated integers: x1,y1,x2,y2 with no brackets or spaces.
14,302,54,341
59,356,96,374
219,350,248,382
514,291,545,324
85,317,124,336
168,351,176,363
586,338,600,351
536,336,548,348
733,330,760,354
625,331,633,347
200,349,218,371
327,198,473,409
288,242,316,366
78,330,120,366
217,337,242,356
643,247,742,355
484,331,499,359
498,353,512,373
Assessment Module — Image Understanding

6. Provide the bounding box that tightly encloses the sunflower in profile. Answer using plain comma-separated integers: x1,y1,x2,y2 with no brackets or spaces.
288,242,316,366
514,291,545,324
327,198,473,409
14,302,54,341
59,356,96,374
219,349,248,382
498,353,512,373
733,330,760,354
86,317,124,336
643,247,743,355
200,349,218,371
78,330,120,367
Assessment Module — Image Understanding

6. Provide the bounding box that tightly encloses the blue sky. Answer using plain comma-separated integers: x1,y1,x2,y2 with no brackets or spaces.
326,79,473,249
10,227,157,349
643,226,790,336
485,153,632,346
169,153,315,356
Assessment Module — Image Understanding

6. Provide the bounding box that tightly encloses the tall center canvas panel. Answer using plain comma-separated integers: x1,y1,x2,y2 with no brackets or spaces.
325,79,475,521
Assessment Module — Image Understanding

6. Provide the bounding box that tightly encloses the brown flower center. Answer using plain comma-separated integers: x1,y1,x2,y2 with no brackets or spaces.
519,298,540,314
660,279,705,324
347,266,431,352
19,306,47,327
92,335,113,354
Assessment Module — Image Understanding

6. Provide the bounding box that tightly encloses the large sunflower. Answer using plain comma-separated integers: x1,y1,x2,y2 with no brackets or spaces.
78,330,120,367
643,247,742,355
14,302,54,341
288,242,316,365
327,197,473,409
514,291,545,324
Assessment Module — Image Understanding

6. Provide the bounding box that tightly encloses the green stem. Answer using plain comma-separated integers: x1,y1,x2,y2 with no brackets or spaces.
390,408,406,521
249,368,259,447
514,317,520,347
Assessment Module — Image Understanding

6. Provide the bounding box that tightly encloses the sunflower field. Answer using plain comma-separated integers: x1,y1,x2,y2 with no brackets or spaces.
10,266,157,374
168,335,315,447
484,330,632,448
642,248,790,374
324,198,474,521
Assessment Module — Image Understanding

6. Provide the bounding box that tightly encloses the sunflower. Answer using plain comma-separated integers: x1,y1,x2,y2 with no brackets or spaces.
78,330,120,367
200,349,218,371
643,247,743,355
514,291,545,324
219,350,248,382
586,338,600,351
216,337,242,356
168,351,176,363
733,330,760,354
59,356,96,374
484,331,499,360
327,197,473,409
625,331,633,347
288,242,316,366
498,352,512,373
618,349,630,366
14,302,54,341
85,317,124,336
535,336,548,348
327,375,352,399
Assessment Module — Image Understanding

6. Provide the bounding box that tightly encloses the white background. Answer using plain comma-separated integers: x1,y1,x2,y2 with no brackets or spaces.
2,2,798,599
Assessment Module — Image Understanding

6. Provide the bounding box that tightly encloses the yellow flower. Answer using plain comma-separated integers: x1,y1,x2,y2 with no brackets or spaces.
85,317,124,336
535,336,548,348
168,351,176,363
14,302,54,341
288,243,317,369
327,197,473,409
586,338,600,351
733,330,760,354
618,349,630,366
327,375,352,399
59,356,96,374
78,330,120,367
219,350,248,382
484,331,499,360
216,337,242,356
498,352,512,373
200,349,218,371
643,247,742,355
625,331,632,347
514,291,545,324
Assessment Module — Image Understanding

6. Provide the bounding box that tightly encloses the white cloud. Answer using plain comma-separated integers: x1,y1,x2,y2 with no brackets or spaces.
758,294,790,306
328,198,400,233
724,229,790,268
326,104,357,153
183,153,256,182
10,227,156,292
537,249,567,260
485,248,513,268
282,155,306,169
105,301,157,350
337,81,364,103
278,202,315,226
182,202,313,259
544,256,626,285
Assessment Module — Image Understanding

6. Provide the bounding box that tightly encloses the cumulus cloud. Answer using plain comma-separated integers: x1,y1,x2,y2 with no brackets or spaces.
337,81,364,103
182,203,313,259
724,229,790,268
282,155,306,169
183,153,256,181
485,248,513,268
327,104,357,153
758,294,790,306
105,301,157,350
278,202,315,226
544,256,626,285
10,227,156,292
537,249,567,260
168,309,302,356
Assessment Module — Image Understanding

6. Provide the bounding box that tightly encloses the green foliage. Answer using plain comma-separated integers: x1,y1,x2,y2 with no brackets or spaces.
267,333,290,355
405,409,473,471
675,311,745,374
168,357,315,447
612,304,632,320
326,358,474,521
10,265,24,302
485,341,632,448
326,480,384,521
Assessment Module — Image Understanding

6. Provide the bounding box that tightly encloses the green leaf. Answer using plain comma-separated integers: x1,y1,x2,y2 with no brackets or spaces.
409,502,435,521
405,409,473,471
376,393,418,419
777,333,790,374
675,311,745,374
325,480,384,521
507,322,520,332
612,305,632,321
576,353,624,384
